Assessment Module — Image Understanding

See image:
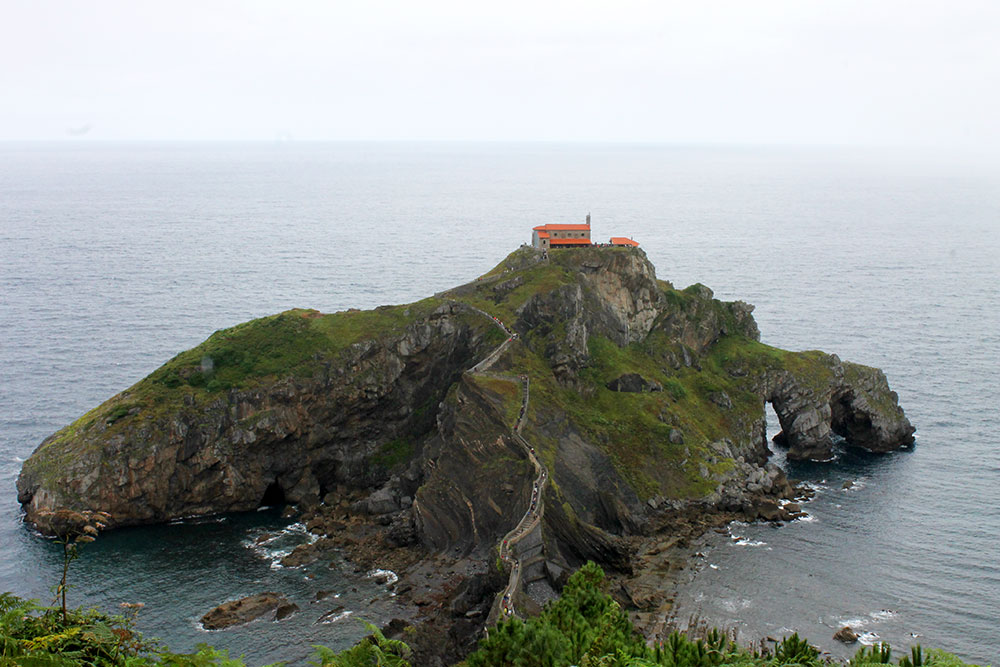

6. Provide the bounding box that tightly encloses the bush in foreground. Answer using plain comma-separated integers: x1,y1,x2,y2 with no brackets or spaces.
2,564,986,666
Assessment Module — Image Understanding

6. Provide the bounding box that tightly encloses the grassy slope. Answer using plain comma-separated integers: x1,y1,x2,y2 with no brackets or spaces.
450,248,847,506
35,298,446,457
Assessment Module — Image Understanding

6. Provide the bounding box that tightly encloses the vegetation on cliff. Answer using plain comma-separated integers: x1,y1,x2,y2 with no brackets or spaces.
39,299,446,454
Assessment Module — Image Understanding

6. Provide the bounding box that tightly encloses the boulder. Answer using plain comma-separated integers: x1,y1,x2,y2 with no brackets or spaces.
755,500,783,522
200,593,288,630
280,542,318,567
834,625,858,643
275,602,299,621
361,487,400,515
708,392,733,409
606,373,661,393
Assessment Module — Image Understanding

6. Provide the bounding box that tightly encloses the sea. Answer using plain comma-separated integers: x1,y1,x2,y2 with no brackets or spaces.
0,142,997,665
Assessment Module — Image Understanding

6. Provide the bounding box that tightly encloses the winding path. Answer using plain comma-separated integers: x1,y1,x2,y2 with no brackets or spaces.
460,305,549,622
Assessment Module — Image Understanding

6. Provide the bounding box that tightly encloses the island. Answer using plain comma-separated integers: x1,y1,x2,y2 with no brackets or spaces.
16,243,914,664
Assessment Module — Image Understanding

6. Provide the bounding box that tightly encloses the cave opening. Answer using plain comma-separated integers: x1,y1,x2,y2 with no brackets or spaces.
259,480,286,508
764,400,783,453
831,392,871,445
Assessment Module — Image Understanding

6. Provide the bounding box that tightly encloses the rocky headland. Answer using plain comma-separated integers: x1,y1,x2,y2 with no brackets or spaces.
17,246,913,664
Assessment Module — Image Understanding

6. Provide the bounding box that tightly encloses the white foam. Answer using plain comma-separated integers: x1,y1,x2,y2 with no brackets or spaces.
857,631,881,645
318,609,353,624
708,563,719,569
835,609,897,631
243,521,319,569
795,513,816,523
733,537,768,547
367,568,399,585
720,597,752,613
801,481,827,494
841,478,867,492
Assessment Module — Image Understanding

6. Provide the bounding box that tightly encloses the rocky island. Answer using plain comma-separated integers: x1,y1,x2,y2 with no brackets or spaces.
17,246,914,664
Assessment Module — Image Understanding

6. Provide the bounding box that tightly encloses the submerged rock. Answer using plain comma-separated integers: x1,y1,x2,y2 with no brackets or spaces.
274,602,299,621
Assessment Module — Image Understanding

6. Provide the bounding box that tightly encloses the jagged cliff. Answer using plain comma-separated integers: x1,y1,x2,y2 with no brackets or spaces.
18,247,914,574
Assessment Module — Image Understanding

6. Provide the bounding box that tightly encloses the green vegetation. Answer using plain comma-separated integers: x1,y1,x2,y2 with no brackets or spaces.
1,564,984,667
444,247,837,501
146,300,441,400
468,375,523,428
39,299,445,452
463,563,982,667
447,251,578,326
0,593,408,667
311,622,412,666
372,438,415,470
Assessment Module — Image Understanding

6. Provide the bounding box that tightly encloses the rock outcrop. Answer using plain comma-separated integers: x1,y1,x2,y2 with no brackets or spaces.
607,373,662,393
764,357,915,461
200,593,289,630
17,302,497,531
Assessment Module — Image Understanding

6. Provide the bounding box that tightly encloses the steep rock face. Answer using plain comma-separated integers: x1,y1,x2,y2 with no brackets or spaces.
17,303,495,531
515,250,667,385
655,284,760,355
413,375,535,554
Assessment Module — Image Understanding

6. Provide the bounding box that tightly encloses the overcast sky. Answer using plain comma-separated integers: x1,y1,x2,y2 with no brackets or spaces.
3,1,998,148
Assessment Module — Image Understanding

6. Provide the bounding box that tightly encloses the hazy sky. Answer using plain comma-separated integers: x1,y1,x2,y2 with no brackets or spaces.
3,1,998,148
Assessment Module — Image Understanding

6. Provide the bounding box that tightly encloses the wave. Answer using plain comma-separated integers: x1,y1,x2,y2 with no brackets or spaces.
243,522,318,569
835,609,898,633
167,515,228,526
317,609,353,624
733,537,769,547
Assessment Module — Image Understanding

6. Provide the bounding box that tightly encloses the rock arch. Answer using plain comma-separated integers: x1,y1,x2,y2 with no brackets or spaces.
764,358,914,461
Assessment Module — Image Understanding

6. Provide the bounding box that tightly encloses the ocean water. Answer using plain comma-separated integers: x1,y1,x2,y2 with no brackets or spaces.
1,142,997,664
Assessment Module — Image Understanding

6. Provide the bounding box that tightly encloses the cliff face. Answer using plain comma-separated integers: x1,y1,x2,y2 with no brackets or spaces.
17,301,500,533
17,247,914,567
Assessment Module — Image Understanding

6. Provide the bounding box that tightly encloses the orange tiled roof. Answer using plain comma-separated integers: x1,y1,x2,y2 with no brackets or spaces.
610,237,640,247
549,238,592,245
536,231,550,239
532,224,591,231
